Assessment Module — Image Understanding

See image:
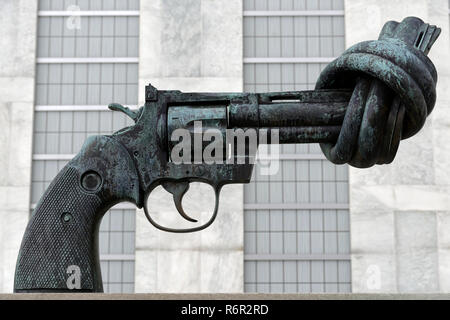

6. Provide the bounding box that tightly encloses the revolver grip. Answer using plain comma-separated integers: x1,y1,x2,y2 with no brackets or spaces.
14,135,140,292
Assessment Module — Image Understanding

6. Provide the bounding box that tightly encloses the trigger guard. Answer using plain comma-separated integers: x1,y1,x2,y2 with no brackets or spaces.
143,186,221,233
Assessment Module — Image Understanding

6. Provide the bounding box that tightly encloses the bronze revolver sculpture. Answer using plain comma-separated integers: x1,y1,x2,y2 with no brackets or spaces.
14,17,440,292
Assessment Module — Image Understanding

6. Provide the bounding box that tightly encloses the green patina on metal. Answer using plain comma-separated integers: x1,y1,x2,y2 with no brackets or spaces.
14,17,441,292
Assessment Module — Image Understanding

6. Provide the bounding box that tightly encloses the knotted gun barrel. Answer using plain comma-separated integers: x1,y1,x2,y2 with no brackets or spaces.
316,17,439,168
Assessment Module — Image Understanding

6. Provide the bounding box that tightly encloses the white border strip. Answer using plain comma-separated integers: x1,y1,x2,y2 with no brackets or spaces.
33,154,74,160
243,10,344,17
38,10,140,17
36,57,139,64
35,105,138,111
244,203,349,210
258,154,326,160
244,254,351,261
244,57,335,64
279,153,326,160
110,203,137,210
100,254,135,261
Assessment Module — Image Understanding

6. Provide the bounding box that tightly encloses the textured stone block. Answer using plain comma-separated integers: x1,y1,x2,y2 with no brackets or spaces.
155,250,202,292
344,0,428,46
395,211,439,292
395,186,450,211
0,0,38,77
201,0,243,77
350,185,395,212
160,0,202,77
438,249,450,292
349,166,393,187
134,250,157,293
437,211,450,249
390,121,434,185
200,251,243,292
0,77,34,103
351,211,395,254
351,253,397,293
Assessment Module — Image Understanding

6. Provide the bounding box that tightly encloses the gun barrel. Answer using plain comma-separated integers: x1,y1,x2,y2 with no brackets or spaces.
167,89,353,153
260,126,341,144
257,102,346,127
228,89,351,144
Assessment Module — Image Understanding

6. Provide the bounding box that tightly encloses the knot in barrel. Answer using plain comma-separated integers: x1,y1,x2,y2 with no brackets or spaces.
315,36,437,168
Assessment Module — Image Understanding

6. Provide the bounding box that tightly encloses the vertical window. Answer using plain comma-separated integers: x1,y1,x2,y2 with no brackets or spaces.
243,0,351,293
32,0,140,293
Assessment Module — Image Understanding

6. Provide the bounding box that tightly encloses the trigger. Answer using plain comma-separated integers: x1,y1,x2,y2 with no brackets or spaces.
161,181,198,223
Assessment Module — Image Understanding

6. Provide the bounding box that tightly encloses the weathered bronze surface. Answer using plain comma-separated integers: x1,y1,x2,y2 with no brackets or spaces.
14,17,440,292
